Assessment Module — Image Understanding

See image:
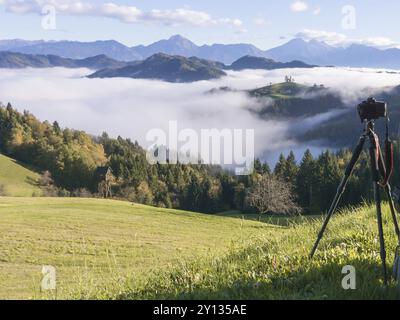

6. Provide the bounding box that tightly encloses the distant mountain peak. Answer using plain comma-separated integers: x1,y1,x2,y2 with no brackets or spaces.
169,34,190,42
288,38,307,43
154,34,196,46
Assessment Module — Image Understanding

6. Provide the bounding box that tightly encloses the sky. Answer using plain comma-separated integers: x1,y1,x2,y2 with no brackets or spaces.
1,0,400,49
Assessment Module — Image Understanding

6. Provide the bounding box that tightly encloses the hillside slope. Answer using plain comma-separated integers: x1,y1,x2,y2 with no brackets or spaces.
0,197,275,299
0,153,41,196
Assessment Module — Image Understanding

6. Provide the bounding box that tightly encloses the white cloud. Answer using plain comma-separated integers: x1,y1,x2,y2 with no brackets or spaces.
296,29,348,45
218,17,243,27
361,37,399,48
234,28,248,35
99,3,141,23
253,17,268,26
1,67,399,165
4,0,242,27
313,7,321,15
296,29,400,49
290,1,308,12
0,68,287,160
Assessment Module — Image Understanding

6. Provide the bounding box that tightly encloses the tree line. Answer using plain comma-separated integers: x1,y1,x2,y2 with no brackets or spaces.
1,103,399,215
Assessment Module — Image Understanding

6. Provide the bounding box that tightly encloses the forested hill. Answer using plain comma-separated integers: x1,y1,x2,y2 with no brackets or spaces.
247,82,347,118
88,53,227,82
2,102,400,216
229,56,314,71
209,81,348,119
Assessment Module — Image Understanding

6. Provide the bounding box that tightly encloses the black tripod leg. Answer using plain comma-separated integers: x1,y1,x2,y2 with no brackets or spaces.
370,141,388,286
384,184,400,243
376,144,400,242
374,186,388,286
310,135,366,258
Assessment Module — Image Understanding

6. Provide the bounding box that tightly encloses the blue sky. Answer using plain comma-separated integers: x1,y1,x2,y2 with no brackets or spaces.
1,0,399,49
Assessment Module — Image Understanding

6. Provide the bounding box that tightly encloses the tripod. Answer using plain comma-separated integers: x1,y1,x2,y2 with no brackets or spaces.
310,120,400,286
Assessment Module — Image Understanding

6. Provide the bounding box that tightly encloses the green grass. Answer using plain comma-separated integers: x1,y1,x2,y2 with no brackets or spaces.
1,196,400,300
118,205,400,300
0,153,42,197
0,197,278,299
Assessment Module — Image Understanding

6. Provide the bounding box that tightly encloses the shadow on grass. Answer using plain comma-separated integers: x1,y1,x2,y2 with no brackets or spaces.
3,155,42,188
118,257,398,300
140,207,302,230
217,211,318,228
6,156,40,176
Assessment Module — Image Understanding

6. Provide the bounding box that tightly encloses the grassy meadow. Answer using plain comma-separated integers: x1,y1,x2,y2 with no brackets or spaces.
0,153,400,300
0,196,399,300
0,197,279,299
127,204,400,300
0,154,42,197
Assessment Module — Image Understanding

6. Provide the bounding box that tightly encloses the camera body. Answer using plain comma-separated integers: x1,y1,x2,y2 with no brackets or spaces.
357,97,387,122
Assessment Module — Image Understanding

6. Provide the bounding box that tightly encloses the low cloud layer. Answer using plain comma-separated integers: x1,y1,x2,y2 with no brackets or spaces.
1,66,400,165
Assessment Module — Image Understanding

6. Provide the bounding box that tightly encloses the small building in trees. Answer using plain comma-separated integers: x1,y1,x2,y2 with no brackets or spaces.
94,166,115,198
284,75,294,83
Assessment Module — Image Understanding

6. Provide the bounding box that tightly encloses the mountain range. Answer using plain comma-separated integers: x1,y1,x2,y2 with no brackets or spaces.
0,35,264,65
0,51,314,82
265,38,400,69
2,35,400,68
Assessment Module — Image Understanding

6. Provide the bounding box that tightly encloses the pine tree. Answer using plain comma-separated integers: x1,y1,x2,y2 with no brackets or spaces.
254,159,263,175
296,149,316,212
262,162,271,175
316,151,342,211
274,153,287,180
284,151,299,186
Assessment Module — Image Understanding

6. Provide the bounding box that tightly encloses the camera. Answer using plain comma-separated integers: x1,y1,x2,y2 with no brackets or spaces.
357,97,387,122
